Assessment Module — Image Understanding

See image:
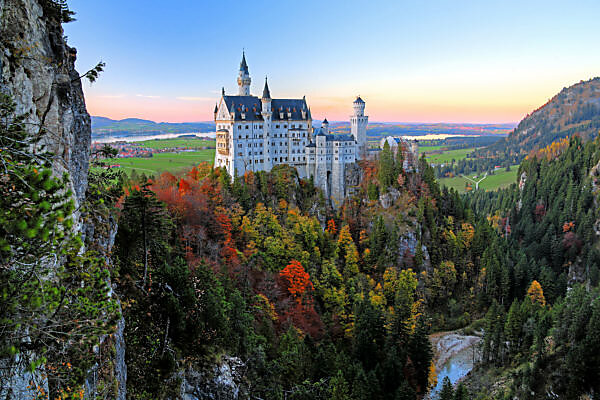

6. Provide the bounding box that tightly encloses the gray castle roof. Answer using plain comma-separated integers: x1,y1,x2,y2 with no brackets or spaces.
262,77,271,99
313,127,354,142
353,96,365,104
240,52,249,73
222,95,309,121
327,134,355,142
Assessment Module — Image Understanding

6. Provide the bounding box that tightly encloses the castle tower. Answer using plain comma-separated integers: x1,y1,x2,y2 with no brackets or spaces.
237,51,251,96
350,96,368,159
261,77,273,169
322,118,329,134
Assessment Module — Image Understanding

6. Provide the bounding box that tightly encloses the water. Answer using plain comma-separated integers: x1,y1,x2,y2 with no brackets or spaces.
401,134,480,141
428,346,476,399
92,132,215,144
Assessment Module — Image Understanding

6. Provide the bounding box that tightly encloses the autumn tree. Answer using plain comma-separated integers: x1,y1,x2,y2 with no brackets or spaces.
335,225,360,279
280,260,314,303
527,280,546,307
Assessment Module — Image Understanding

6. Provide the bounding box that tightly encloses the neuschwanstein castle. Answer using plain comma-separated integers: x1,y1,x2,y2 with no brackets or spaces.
213,53,367,203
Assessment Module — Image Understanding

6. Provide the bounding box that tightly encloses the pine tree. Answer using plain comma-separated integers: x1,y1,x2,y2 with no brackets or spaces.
439,376,454,400
379,141,396,191
453,382,470,400
330,370,351,400
115,183,174,288
408,319,433,393
504,299,522,355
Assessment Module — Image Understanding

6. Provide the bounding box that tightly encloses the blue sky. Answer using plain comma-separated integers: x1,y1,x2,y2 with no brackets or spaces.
64,0,600,123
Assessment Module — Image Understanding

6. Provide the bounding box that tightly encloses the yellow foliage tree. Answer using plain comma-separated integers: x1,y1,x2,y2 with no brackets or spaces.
527,280,546,306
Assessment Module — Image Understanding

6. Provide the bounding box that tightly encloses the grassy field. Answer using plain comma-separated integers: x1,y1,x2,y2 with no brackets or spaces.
106,149,214,175
425,147,477,164
418,145,445,153
438,166,519,193
136,138,214,149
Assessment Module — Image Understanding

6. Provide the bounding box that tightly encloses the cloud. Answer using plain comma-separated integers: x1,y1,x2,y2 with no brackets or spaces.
98,94,126,99
135,94,161,99
176,96,214,102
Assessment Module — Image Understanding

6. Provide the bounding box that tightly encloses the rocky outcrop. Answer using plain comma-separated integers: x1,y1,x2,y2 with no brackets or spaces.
1,0,91,204
379,188,401,209
179,356,248,399
0,1,122,398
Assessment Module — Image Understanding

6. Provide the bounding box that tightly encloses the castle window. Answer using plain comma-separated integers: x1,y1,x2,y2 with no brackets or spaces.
284,125,287,128
245,125,249,129
276,125,279,129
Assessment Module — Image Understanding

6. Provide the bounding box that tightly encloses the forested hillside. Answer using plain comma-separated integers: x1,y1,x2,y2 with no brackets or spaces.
481,78,600,157
458,78,600,175
465,136,600,398
111,144,492,398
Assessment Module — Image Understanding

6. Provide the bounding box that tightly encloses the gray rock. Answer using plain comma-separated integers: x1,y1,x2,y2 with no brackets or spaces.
1,0,91,205
0,1,107,397
180,356,248,400
379,188,401,209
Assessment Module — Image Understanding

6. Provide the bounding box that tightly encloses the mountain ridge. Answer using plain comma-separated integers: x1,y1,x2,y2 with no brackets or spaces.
91,116,215,137
479,77,600,157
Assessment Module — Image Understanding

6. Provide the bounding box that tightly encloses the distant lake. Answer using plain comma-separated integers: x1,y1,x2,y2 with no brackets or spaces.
92,132,216,144
402,134,482,141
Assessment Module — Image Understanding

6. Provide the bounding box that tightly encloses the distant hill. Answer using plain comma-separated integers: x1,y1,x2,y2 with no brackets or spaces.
91,116,215,138
480,77,600,157
327,121,514,139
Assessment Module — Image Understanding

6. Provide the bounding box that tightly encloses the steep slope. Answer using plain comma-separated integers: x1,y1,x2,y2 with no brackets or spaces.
0,1,126,398
0,0,91,201
480,77,600,157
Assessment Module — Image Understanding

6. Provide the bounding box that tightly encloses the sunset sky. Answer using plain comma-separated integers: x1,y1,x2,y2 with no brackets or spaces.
64,0,600,124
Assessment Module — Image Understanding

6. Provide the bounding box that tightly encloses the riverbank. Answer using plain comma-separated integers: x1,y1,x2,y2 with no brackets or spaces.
426,330,482,400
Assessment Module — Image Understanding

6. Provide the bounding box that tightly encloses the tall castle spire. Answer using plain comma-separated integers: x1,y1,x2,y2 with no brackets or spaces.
262,76,271,99
237,51,251,96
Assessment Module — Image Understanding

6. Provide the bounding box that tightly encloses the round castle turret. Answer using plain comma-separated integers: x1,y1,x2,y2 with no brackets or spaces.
353,96,365,116
237,51,251,95
350,96,368,160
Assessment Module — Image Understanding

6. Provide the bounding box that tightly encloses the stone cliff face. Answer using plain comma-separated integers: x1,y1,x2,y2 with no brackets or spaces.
0,0,91,203
0,1,127,399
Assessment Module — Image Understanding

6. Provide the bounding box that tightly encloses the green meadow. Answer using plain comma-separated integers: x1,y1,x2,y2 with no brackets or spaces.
136,138,214,149
438,166,519,193
417,145,445,153
106,149,214,176
424,147,477,164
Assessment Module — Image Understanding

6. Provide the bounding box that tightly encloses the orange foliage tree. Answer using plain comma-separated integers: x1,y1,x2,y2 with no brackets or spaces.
279,260,314,302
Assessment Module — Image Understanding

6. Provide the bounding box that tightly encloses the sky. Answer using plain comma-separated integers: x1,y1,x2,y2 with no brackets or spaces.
64,0,600,124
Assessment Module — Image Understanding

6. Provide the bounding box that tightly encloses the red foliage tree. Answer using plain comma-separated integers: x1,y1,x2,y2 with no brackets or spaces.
326,219,337,236
279,260,313,302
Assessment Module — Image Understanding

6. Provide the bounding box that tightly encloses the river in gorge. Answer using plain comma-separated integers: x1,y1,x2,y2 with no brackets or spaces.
426,332,481,400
